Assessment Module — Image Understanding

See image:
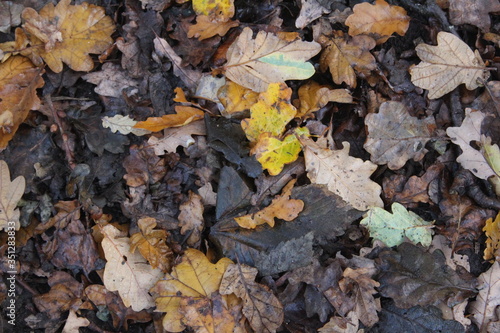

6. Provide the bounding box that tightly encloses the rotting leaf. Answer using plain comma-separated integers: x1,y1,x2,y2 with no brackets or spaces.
134,106,205,132
0,160,25,231
410,32,489,99
449,0,500,32
224,27,321,92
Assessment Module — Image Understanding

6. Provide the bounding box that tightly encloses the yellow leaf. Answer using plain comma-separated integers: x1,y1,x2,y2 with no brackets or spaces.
318,31,377,88
483,212,500,262
20,0,115,72
134,106,205,132
345,0,410,40
0,160,25,231
241,82,297,144
297,81,353,118
251,127,310,176
0,56,44,150
410,32,489,99
151,249,233,332
217,80,259,117
179,294,238,333
188,15,239,40
225,27,321,92
234,179,304,228
193,0,235,20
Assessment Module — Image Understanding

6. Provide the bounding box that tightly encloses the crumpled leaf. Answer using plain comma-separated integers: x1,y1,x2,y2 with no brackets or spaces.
295,0,331,29
318,31,377,88
318,312,359,333
449,0,500,32
217,80,259,116
470,261,500,333
364,101,436,170
297,81,353,118
302,136,383,211
345,0,410,41
20,0,115,72
241,82,297,144
0,160,25,231
102,115,152,136
101,224,163,312
134,106,205,132
220,263,284,333
410,32,489,99
234,179,304,229
360,202,434,247
483,212,500,262
151,249,233,332
225,27,321,92
376,243,478,309
446,109,495,179
188,15,239,40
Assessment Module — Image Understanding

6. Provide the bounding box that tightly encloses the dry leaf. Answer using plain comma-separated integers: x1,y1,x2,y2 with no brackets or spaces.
20,0,115,72
318,31,377,88
134,106,205,132
345,0,410,41
483,212,500,262
234,179,304,229
0,160,25,231
217,80,259,117
178,191,204,247
224,27,321,92
0,1,23,33
318,311,359,333
151,249,233,332
364,101,436,170
220,263,284,333
102,115,152,136
188,15,239,40
82,63,140,98
193,0,235,20
302,137,383,211
101,224,163,312
62,310,90,333
410,32,489,99
295,0,331,29
297,81,353,118
449,0,500,32
470,261,500,333
148,120,206,155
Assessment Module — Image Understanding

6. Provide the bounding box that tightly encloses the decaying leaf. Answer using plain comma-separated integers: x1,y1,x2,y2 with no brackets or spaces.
364,101,436,170
449,0,500,32
20,0,115,72
0,1,23,33
134,106,205,132
178,191,204,247
318,312,359,333
217,80,259,117
102,115,152,136
410,32,489,99
224,27,321,92
483,212,500,262
101,224,163,312
0,160,25,231
83,63,140,98
318,31,377,88
469,261,500,333
297,81,353,118
345,0,410,41
295,0,331,29
360,202,434,247
151,249,233,332
234,179,304,229
220,263,284,333
302,136,383,211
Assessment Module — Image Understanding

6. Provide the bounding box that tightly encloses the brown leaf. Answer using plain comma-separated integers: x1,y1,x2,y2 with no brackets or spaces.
297,81,353,118
35,200,80,233
123,145,167,187
469,261,500,332
393,163,444,205
449,0,500,32
178,191,205,247
0,160,25,231
148,120,206,155
188,15,239,40
295,0,331,29
134,106,205,132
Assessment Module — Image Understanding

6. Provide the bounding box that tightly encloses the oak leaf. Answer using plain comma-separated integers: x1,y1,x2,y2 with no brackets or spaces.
134,106,204,132
220,263,284,333
360,202,434,247
302,137,383,211
148,120,206,155
318,31,377,88
224,27,321,92
188,15,239,40
101,224,163,312
364,101,436,170
102,115,151,136
345,0,410,41
297,81,353,118
0,160,25,231
217,80,259,116
62,310,90,333
151,249,233,332
20,0,115,72
483,212,500,262
178,191,204,247
410,32,489,99
193,0,235,20
469,261,500,332
449,0,500,32
295,0,331,29
234,179,304,229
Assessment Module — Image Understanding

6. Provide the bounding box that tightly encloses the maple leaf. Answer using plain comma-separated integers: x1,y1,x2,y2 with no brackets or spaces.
0,160,25,231
188,15,239,40
102,115,151,136
224,27,321,92
302,137,383,211
297,81,353,118
449,0,500,32
134,106,205,132
364,101,436,170
360,202,434,247
101,224,164,312
151,248,233,332
410,32,489,99
220,263,284,333
469,261,500,332
241,82,297,144
20,0,115,72
318,31,377,88
345,0,410,41
234,179,304,229
483,212,500,262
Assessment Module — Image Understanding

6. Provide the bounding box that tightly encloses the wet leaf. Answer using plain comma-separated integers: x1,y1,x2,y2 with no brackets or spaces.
469,262,500,333
134,106,205,132
0,160,25,231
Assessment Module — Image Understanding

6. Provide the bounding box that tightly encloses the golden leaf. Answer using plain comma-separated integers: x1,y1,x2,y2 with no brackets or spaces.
134,106,205,132
217,80,259,117
297,81,353,118
483,212,500,262
188,15,239,40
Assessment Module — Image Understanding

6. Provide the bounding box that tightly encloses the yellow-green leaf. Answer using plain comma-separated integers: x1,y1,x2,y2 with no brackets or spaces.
193,0,234,19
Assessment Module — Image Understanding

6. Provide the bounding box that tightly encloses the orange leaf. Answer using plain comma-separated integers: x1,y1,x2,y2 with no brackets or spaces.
187,15,239,40
134,106,205,132
217,80,258,117
297,81,352,118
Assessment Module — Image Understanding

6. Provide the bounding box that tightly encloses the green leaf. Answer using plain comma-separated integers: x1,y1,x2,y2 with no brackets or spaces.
360,202,433,247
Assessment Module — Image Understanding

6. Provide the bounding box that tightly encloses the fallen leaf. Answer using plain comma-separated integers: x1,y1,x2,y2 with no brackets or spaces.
134,106,205,132
295,0,331,29
101,224,163,312
234,179,304,229
193,0,235,20
392,163,444,205
188,15,239,40
360,202,434,247
318,312,359,333
217,80,259,116
302,136,383,211
449,0,500,32
178,191,205,247
0,160,25,231
224,27,321,92
297,81,353,118
151,248,233,332
483,212,500,262
469,261,500,333
123,145,166,187
82,63,140,98
20,0,115,72
482,136,500,179
102,115,152,136
410,32,489,99
318,31,377,88
0,1,23,33
220,263,284,333
148,120,206,155
364,101,436,170
345,0,410,41
241,82,297,144
62,310,90,333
